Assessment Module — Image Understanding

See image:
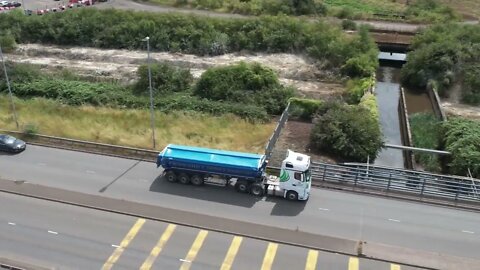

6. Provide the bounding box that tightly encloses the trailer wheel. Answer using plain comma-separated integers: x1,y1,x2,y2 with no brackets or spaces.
286,191,298,201
165,171,177,183
250,184,264,196
178,173,191,185
235,180,249,193
191,174,204,186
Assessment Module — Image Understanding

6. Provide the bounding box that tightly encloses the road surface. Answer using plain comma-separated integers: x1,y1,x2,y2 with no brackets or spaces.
0,145,479,263
0,192,415,270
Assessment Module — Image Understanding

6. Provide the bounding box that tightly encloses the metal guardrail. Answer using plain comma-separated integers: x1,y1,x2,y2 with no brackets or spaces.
264,102,290,161
311,161,480,204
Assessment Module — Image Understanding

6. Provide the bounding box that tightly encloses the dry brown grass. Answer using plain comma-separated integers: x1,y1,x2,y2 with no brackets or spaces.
439,0,480,19
0,96,275,153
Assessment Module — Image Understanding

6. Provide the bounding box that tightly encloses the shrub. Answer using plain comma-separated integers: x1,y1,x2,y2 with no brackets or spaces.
135,63,193,94
310,102,383,162
194,62,294,114
0,30,16,53
341,19,356,30
409,113,442,172
443,117,480,178
345,76,375,104
359,92,379,121
23,123,39,137
289,97,322,120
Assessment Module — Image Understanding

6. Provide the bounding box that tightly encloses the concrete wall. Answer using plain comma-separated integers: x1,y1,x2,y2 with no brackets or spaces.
427,86,447,121
398,87,415,170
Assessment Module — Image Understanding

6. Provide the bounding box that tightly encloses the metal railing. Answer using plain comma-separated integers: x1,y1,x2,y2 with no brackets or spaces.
264,102,290,160
311,161,480,204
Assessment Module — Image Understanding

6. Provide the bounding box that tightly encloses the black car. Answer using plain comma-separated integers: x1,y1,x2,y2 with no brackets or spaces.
0,134,26,153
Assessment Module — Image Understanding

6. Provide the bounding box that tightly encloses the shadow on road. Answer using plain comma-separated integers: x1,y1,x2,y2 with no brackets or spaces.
266,196,307,216
149,175,262,208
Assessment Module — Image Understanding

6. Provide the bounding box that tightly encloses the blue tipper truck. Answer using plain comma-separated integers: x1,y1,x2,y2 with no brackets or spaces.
157,144,312,201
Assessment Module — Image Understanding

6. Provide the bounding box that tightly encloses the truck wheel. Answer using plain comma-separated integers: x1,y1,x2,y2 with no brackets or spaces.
235,180,249,193
191,174,204,186
250,184,264,196
165,171,177,183
286,191,298,201
178,173,191,185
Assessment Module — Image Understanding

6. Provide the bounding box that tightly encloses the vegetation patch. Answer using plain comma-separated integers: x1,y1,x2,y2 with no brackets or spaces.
409,112,442,172
289,97,322,121
310,101,383,162
443,117,480,178
0,95,274,152
401,23,480,105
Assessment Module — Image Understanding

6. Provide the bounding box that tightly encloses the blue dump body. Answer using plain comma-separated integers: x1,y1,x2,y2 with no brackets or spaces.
157,144,266,180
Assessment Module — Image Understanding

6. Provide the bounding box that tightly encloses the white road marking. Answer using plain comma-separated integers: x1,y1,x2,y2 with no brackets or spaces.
461,230,475,234
111,244,121,248
179,259,191,263
86,170,96,174
48,230,58,235
318,208,330,211
388,219,401,223
8,222,16,226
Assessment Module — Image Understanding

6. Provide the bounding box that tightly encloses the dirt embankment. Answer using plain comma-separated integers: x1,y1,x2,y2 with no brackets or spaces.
6,44,344,100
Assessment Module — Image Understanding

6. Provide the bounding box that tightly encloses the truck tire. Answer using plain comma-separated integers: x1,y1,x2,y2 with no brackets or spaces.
235,180,249,193
286,191,298,201
178,173,191,185
165,171,177,183
191,174,204,186
250,184,264,196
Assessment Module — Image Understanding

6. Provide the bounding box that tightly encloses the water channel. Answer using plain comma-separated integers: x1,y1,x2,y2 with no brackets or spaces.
373,59,434,168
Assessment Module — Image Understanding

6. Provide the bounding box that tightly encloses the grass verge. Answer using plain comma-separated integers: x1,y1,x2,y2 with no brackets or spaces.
0,96,275,153
409,112,442,172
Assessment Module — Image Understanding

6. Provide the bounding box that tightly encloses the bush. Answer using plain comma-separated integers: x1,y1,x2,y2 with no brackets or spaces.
310,102,383,162
289,97,322,120
443,117,480,178
359,92,379,121
135,63,193,94
194,62,294,114
341,19,356,30
405,0,460,23
409,113,442,172
345,76,375,104
0,30,16,53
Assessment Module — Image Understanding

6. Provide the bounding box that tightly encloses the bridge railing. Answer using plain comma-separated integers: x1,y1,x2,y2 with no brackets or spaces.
311,161,480,203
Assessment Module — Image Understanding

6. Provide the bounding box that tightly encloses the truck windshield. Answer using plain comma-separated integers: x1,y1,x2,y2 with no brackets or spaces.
304,169,311,182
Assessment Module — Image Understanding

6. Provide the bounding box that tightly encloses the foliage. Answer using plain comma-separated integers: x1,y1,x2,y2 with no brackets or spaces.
345,76,375,104
462,64,480,105
135,63,193,94
289,97,322,120
405,0,460,23
194,62,294,115
443,117,480,178
0,30,17,53
359,92,378,121
409,113,442,172
401,23,480,103
0,9,377,79
0,62,43,84
310,102,383,162
341,19,356,30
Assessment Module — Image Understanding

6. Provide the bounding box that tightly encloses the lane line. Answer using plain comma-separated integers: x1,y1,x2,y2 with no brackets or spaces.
391,263,401,270
102,218,146,270
461,230,475,234
8,222,16,226
261,243,278,270
48,230,58,235
140,224,176,270
220,236,243,270
304,250,319,270
111,244,121,248
86,170,96,174
348,257,359,270
388,218,401,223
179,230,208,270
318,208,330,211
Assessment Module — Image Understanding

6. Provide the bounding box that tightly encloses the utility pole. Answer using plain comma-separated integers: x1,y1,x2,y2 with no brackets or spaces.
143,37,156,149
0,45,19,129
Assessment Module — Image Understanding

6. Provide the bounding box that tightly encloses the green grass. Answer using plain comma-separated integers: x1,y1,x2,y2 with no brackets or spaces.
0,96,275,153
324,0,405,15
409,112,443,172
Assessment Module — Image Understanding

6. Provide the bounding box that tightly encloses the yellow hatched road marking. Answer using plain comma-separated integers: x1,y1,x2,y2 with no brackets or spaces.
139,224,177,270
179,230,209,270
348,257,359,270
305,250,319,270
391,264,401,270
220,236,243,270
102,218,146,270
261,243,278,270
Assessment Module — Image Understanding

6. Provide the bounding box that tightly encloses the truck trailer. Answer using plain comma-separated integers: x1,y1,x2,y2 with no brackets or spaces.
156,144,312,201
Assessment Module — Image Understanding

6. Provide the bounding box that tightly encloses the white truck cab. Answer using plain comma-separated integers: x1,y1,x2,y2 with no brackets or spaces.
266,150,312,201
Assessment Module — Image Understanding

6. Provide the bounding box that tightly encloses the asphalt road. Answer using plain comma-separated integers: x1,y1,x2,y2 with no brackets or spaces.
0,145,479,263
0,192,415,270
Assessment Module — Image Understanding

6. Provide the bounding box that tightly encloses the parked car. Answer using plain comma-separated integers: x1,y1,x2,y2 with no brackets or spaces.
0,1,9,7
7,1,21,7
0,134,26,153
